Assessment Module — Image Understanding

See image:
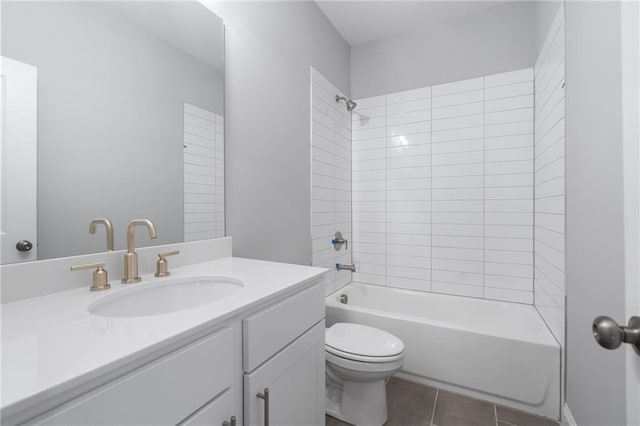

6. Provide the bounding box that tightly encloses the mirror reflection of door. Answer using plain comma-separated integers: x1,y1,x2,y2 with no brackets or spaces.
1,56,37,264
1,2,225,263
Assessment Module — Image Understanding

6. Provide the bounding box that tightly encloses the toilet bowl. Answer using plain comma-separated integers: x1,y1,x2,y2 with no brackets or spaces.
325,323,405,426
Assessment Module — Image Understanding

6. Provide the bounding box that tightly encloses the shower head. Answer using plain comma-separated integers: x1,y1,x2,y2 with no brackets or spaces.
335,95,357,112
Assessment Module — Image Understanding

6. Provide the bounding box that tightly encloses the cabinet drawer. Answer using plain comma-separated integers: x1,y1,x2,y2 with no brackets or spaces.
35,327,234,425
180,388,235,426
243,282,324,372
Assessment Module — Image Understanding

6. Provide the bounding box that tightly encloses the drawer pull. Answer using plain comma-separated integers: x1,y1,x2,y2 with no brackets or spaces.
222,415,236,426
256,388,270,426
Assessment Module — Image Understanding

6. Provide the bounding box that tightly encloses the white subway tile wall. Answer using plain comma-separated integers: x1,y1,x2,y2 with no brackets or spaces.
534,7,565,344
352,93,387,286
311,68,352,295
433,76,485,299
352,68,535,304
387,88,431,292
183,103,225,241
483,69,535,304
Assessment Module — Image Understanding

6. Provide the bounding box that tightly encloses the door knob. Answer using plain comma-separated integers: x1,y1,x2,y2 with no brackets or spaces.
16,240,33,252
593,315,640,354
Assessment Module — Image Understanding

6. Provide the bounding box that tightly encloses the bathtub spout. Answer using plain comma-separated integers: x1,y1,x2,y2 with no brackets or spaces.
336,263,356,272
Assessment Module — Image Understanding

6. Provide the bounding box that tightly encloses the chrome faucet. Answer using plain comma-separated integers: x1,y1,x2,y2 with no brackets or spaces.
89,218,114,251
122,219,157,283
336,263,356,272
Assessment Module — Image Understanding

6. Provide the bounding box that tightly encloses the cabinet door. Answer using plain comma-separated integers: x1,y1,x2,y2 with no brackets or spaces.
244,321,325,426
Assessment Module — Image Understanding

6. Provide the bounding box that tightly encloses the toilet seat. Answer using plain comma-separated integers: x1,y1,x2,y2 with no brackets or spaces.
326,345,404,363
325,323,404,363
326,350,405,377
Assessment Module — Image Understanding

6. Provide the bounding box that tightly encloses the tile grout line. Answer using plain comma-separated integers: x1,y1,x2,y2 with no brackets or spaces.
483,76,486,298
348,95,353,285
384,95,388,287
429,92,433,291
332,86,338,286
429,388,439,426
532,67,538,310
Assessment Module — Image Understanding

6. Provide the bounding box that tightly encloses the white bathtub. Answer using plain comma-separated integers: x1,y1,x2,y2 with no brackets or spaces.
325,283,561,420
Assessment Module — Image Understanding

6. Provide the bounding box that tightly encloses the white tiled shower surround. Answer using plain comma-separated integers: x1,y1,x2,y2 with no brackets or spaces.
311,68,353,295
533,7,566,343
183,103,225,241
352,69,535,304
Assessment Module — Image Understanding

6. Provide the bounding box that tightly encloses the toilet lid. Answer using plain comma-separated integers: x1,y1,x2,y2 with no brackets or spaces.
325,323,404,358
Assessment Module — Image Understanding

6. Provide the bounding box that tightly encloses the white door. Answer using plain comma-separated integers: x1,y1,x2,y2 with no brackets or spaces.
244,321,325,426
1,56,37,264
621,2,640,424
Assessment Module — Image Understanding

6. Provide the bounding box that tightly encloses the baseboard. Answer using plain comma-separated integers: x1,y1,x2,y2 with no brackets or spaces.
562,404,577,426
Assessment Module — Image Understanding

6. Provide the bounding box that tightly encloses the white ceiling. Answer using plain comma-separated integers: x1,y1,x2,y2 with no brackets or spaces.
315,1,506,46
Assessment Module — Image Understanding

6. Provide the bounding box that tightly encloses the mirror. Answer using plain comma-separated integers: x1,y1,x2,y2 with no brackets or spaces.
1,1,225,264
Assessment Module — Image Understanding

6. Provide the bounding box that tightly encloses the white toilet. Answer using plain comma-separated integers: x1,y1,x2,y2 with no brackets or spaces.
325,323,405,426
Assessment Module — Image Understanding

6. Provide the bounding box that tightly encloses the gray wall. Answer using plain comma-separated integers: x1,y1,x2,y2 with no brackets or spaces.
2,2,223,259
565,2,628,424
208,1,350,264
350,2,538,99
533,1,562,55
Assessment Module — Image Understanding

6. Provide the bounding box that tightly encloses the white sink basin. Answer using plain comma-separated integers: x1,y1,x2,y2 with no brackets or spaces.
88,275,244,318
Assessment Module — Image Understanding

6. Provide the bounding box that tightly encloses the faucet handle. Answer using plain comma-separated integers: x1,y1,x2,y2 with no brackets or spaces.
71,262,110,292
155,251,180,277
332,231,348,251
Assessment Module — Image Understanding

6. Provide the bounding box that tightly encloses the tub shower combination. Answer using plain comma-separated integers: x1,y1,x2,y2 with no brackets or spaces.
312,68,563,421
326,283,561,419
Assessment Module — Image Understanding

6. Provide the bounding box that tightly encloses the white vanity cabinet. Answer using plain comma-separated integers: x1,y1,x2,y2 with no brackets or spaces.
14,280,325,426
29,326,240,426
243,284,326,426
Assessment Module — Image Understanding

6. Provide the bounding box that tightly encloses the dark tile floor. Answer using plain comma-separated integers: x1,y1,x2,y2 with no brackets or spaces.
326,377,559,426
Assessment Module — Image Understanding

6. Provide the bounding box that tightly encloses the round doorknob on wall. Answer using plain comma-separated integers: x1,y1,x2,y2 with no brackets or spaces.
16,240,33,252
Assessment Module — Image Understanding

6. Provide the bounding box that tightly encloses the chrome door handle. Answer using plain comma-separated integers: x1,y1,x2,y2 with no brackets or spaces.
257,388,269,426
222,415,236,426
593,316,640,354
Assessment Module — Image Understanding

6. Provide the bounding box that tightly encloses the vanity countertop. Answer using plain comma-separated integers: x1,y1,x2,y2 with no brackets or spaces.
1,257,328,419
